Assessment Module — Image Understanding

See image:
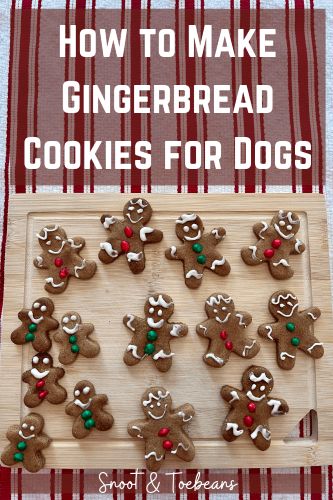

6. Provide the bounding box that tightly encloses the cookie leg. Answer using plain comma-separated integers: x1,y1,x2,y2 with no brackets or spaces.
233,338,260,359
204,340,229,368
1,446,16,466
298,337,324,359
222,417,244,443
145,445,165,472
46,385,67,405
72,419,90,439
98,239,122,264
11,327,28,345
171,436,195,462
153,355,173,373
73,259,97,280
268,259,294,280
44,276,69,295
241,246,262,266
184,263,204,289
95,411,114,432
123,345,144,366
250,424,271,451
276,341,297,370
24,391,42,408
208,254,231,277
23,449,45,473
127,252,146,274
32,334,52,353
79,339,100,358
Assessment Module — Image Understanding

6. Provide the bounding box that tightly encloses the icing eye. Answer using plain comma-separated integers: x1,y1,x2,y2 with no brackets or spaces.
137,208,143,214
213,309,217,313
150,404,154,409
43,358,50,364
260,386,265,391
287,301,293,306
71,315,77,321
157,309,163,317
279,220,286,226
33,302,40,309
83,386,90,395
183,226,189,233
30,426,35,431
222,307,227,311
40,305,47,312
22,423,28,429
149,308,154,314
251,384,256,390
128,206,134,211
32,356,39,364
279,303,285,308
55,235,61,240
287,225,292,230
157,402,161,407
63,317,69,324
46,241,51,245
191,223,198,230
74,390,80,397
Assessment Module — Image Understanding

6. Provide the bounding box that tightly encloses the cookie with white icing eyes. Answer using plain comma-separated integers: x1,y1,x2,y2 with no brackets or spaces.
65,380,114,439
128,387,195,471
22,352,67,407
221,365,289,451
54,312,100,365
241,210,306,280
1,412,51,473
99,198,163,275
258,290,323,370
165,213,230,289
11,297,59,353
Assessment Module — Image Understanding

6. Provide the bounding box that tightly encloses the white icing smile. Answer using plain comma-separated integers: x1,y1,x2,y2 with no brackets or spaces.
276,302,298,317
19,430,35,440
48,240,66,254
28,311,44,324
63,323,79,335
74,398,92,409
215,313,231,324
148,405,167,420
184,230,201,241
126,213,143,224
274,223,294,240
31,368,49,379
147,317,164,329
246,390,266,402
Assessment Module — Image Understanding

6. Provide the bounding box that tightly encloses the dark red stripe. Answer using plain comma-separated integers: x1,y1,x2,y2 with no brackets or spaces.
61,469,73,500
267,468,272,500
147,0,152,193
201,4,208,193
256,1,266,193
175,0,182,193
237,468,244,500
18,468,22,500
80,469,84,500
32,0,42,193
0,467,11,500
90,0,96,193
328,465,333,500
300,466,305,500
63,1,70,193
186,469,199,500
231,0,239,193
249,468,261,500
310,466,322,500
50,468,55,500
120,0,126,193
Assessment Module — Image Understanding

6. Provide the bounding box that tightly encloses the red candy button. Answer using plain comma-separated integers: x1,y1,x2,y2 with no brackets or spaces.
59,267,69,279
121,240,130,252
271,239,282,249
163,440,173,450
38,390,48,400
158,428,170,437
264,248,274,259
247,402,256,413
54,258,63,267
243,415,254,427
124,226,133,238
225,341,233,351
36,380,45,389
220,330,228,340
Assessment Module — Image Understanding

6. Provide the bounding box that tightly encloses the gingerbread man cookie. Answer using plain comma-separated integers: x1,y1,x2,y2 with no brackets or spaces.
65,381,114,439
22,353,67,407
165,213,230,289
196,293,260,368
258,290,323,370
11,297,58,352
1,413,51,473
123,293,188,372
221,366,289,451
241,210,305,280
54,312,100,364
34,225,97,294
128,387,195,471
99,198,163,274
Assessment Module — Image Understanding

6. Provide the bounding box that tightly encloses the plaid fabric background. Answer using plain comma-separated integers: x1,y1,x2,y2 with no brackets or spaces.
0,0,332,498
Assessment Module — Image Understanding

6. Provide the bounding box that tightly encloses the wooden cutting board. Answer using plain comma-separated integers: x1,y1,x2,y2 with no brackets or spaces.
0,193,332,469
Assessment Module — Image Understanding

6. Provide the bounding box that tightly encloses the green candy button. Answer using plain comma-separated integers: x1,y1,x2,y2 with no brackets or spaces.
144,343,155,355
25,333,35,342
17,441,27,451
147,330,158,341
84,418,95,430
291,337,300,346
192,243,203,253
197,254,206,265
286,322,296,332
28,323,37,333
69,335,77,344
81,410,92,421
14,452,24,462
71,344,80,353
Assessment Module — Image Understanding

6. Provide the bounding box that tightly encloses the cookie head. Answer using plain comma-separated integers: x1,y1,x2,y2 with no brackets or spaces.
144,294,174,325
36,225,67,253
73,381,96,409
141,387,172,420
61,312,82,335
123,198,152,225
205,293,234,321
31,353,53,373
269,291,299,319
242,366,274,401
30,298,54,320
175,213,203,242
272,210,300,240
19,414,44,440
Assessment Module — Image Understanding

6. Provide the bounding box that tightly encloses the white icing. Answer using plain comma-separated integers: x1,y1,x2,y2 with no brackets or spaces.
249,372,272,384
144,451,163,461
226,423,243,436
184,230,201,241
103,216,116,228
258,221,269,239
215,313,231,324
40,305,47,312
307,312,318,320
307,342,323,353
68,238,83,249
74,260,86,277
273,258,290,267
83,386,90,395
210,257,226,270
170,246,177,257
139,227,154,242
276,303,298,317
147,317,164,329
265,325,274,341
149,295,173,308
36,225,58,240
126,213,143,224
171,442,190,454
31,368,49,379
274,223,294,240
229,391,240,403
74,398,92,409
126,314,135,331
186,270,203,279
246,391,266,402
100,241,118,258
235,313,246,326
267,399,283,415
143,390,169,406
35,256,44,268
205,353,224,365
19,430,35,440
176,213,197,224
280,352,296,360
28,311,43,324
242,340,256,357
48,240,66,255
211,229,221,239
177,411,192,422
63,324,79,335
45,277,65,288
127,344,142,359
170,324,182,337
250,425,271,441
131,425,143,438
272,293,297,305
127,251,143,262
153,350,174,360
198,324,207,336
249,245,259,260
295,239,303,253
279,210,299,225
148,407,167,420
206,295,232,306
130,198,148,209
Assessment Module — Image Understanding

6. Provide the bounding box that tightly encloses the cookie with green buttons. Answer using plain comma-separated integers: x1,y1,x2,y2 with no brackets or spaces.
54,312,100,364
11,297,59,352
123,293,188,372
165,213,230,288
1,413,51,472
65,381,114,439
258,290,323,370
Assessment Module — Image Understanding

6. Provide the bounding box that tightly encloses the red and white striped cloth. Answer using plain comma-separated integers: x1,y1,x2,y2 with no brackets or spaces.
0,0,331,498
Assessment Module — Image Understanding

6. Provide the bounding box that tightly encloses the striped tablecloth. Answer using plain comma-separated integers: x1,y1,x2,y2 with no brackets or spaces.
0,1,332,498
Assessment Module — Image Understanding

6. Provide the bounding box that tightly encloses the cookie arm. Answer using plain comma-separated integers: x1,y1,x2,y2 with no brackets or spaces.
127,419,149,438
22,370,34,384
258,322,278,342
253,221,270,239
172,403,195,424
33,255,48,269
168,322,188,338
123,314,144,333
267,397,289,416
93,394,108,406
65,401,81,417
18,309,30,322
234,311,252,328
165,245,183,260
140,227,163,243
35,433,52,450
55,367,65,380
196,320,212,339
68,236,85,252
291,238,306,255
44,317,59,331
302,307,321,323
100,214,119,231
220,385,243,405
203,227,226,246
